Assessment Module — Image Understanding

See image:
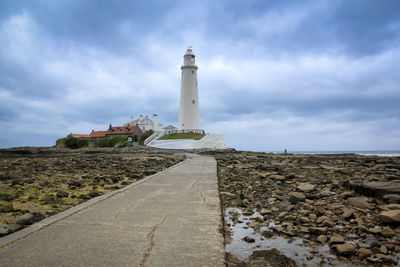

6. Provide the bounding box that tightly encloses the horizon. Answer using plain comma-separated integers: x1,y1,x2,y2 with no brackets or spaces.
1,0,399,151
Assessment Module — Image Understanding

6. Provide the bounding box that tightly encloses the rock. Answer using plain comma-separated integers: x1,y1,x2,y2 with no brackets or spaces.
254,216,263,222
288,192,305,203
66,180,83,188
11,178,25,186
319,191,331,197
231,198,243,207
368,228,382,235
383,194,400,203
242,199,250,207
365,235,379,248
298,216,310,224
379,245,387,254
309,213,317,221
16,213,35,225
88,191,100,198
262,229,274,238
0,201,13,212
249,222,259,228
317,216,334,227
367,254,397,264
385,203,400,210
315,207,326,216
78,194,89,200
381,226,395,237
248,248,296,266
308,227,328,235
242,209,253,216
379,209,400,223
0,192,16,201
0,224,11,236
334,243,356,257
329,234,345,245
254,201,262,209
358,248,372,259
347,197,373,209
317,235,327,243
269,175,285,181
56,190,69,198
342,209,354,220
278,212,286,218
297,183,315,192
243,236,255,243
304,193,320,199
341,191,355,199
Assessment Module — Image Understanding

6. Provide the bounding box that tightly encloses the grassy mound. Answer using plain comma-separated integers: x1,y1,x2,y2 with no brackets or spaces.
159,133,205,140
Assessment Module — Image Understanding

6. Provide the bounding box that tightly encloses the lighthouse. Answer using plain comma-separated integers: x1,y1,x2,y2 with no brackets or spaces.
178,47,200,130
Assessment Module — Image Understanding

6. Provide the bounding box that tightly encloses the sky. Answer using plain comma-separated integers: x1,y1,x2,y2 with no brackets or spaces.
1,0,400,152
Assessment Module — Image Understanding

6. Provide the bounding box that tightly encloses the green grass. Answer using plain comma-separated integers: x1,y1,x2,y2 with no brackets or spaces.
159,133,205,140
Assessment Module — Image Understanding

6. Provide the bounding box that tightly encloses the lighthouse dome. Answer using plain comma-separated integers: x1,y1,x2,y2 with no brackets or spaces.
184,47,195,56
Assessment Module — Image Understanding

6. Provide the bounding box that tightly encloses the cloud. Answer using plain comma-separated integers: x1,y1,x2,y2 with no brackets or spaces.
0,0,399,150
205,112,400,151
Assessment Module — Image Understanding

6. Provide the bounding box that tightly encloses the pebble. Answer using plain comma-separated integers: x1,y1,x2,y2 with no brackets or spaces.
297,182,315,192
0,224,11,236
334,243,356,257
16,213,35,225
358,248,372,259
243,236,255,243
381,226,395,237
329,234,345,245
317,235,327,243
379,210,400,223
288,192,305,203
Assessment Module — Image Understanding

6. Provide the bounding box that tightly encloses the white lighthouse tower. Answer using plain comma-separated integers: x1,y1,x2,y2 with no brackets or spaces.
178,47,200,130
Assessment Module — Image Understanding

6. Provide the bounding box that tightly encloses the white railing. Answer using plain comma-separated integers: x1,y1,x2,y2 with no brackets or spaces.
144,129,205,146
163,129,205,135
144,132,159,145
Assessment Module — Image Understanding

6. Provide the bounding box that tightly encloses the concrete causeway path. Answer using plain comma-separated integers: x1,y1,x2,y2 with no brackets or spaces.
0,154,225,266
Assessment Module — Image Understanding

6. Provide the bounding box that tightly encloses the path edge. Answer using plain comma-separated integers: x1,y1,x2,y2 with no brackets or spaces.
0,156,191,249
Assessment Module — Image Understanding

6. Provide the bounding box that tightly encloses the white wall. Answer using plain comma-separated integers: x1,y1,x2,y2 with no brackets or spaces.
178,50,200,130
148,134,226,149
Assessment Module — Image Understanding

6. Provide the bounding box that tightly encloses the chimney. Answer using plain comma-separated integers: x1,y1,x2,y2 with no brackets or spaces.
152,114,159,131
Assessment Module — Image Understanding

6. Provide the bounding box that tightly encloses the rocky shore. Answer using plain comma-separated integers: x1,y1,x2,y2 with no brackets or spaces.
201,150,400,266
0,146,185,237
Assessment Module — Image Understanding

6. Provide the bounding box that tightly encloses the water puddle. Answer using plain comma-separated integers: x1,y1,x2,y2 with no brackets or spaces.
225,207,360,266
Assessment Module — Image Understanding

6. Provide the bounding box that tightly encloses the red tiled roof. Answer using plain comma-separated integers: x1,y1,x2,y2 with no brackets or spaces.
88,125,138,138
89,131,108,138
107,126,137,135
71,125,139,138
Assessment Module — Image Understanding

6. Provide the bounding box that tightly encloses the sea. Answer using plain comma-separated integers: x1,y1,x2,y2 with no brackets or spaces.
279,150,400,157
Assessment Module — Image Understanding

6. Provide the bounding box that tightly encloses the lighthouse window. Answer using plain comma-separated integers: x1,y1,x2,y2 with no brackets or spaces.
192,70,194,74
192,100,195,104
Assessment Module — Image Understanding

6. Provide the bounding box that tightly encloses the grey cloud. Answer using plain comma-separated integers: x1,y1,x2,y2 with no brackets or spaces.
0,0,399,150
